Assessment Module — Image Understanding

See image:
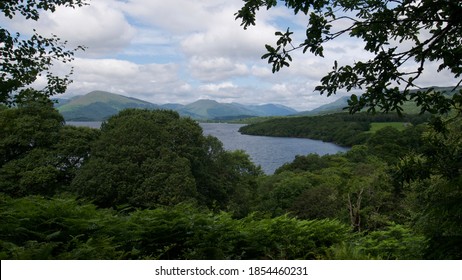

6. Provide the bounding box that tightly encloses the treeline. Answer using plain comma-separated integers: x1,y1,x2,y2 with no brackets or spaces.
239,113,430,146
1,97,461,259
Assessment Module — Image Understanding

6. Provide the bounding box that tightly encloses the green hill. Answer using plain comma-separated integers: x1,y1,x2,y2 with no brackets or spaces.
301,86,461,116
179,99,257,120
56,92,299,121
298,96,350,116
57,91,160,121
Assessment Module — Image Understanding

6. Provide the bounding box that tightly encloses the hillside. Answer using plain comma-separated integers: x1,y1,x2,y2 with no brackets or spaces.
300,86,462,116
56,91,159,121
239,112,431,147
56,91,298,121
298,96,350,116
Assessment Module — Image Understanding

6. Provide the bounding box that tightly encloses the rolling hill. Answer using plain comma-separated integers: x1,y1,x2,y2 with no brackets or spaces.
56,91,160,121
55,91,298,121
298,86,462,116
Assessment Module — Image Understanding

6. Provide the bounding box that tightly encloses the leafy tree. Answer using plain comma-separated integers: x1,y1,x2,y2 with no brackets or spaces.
1,0,87,106
357,224,427,260
0,94,63,165
235,0,462,115
71,109,201,208
276,154,331,173
396,115,462,259
290,184,342,220
208,149,263,217
0,96,99,197
71,109,262,211
257,171,314,216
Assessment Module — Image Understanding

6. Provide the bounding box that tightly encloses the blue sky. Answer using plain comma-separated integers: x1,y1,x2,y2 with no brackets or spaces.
2,0,459,111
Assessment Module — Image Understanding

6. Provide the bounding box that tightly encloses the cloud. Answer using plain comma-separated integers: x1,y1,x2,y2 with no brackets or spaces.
4,0,458,111
60,58,183,100
188,56,249,82
199,82,238,92
27,0,136,56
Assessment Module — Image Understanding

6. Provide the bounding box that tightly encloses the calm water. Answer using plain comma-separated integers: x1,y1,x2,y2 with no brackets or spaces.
67,121,349,174
200,123,349,174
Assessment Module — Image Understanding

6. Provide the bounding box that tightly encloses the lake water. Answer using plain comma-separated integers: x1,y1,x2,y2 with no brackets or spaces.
67,121,349,174
200,123,349,174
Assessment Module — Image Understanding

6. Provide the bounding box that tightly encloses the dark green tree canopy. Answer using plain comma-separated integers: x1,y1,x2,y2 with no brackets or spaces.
0,0,87,106
236,0,462,115
71,109,262,211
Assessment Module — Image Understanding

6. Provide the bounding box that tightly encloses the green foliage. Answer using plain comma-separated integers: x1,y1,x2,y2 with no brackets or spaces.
0,195,351,260
0,194,125,259
239,215,349,260
0,95,63,165
71,109,262,212
1,1,87,106
236,0,462,115
0,100,99,197
357,224,427,260
239,113,428,147
71,109,201,208
394,115,462,259
256,172,314,216
368,122,407,133
255,150,400,232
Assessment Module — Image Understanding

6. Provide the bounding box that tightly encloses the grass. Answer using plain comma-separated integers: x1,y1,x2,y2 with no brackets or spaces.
368,122,410,133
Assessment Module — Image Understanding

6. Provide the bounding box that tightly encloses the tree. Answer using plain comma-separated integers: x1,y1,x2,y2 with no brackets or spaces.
396,116,462,259
71,109,262,211
235,0,462,115
0,95,99,197
1,0,87,106
71,109,202,208
0,94,63,166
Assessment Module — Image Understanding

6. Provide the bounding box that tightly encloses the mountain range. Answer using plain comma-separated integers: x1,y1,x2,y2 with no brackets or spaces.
55,91,299,121
56,86,460,121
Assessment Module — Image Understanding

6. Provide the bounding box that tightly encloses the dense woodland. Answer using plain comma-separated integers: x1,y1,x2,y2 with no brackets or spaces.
1,96,461,260
239,113,431,146
1,0,462,261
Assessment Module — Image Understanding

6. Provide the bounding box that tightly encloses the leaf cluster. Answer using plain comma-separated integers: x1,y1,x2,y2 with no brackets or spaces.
0,0,87,20
0,195,351,260
1,0,87,106
236,0,462,115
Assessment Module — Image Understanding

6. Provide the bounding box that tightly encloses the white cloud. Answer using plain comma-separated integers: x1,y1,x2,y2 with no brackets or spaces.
29,0,136,56
61,58,183,100
3,0,458,111
188,56,249,82
200,82,237,92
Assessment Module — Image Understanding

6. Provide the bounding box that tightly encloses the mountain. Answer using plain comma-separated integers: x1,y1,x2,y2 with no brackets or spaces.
178,99,261,120
178,99,298,120
298,96,350,116
56,91,298,121
233,103,298,117
300,86,462,116
56,91,159,121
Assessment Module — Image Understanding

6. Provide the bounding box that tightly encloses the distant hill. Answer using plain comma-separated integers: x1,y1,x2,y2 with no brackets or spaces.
56,91,160,121
178,99,297,120
55,91,298,121
298,96,350,116
300,86,462,116
234,103,298,117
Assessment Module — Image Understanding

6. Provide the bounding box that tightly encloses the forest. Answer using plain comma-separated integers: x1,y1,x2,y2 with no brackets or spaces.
238,112,431,146
2,0,462,261
1,97,461,260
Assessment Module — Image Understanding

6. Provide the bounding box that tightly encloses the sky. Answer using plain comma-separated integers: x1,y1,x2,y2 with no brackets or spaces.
2,0,459,111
